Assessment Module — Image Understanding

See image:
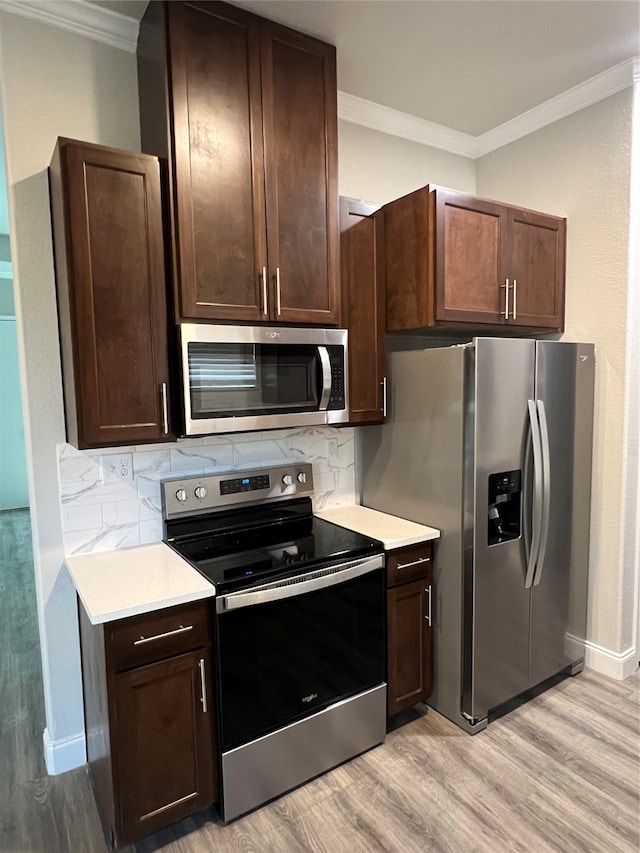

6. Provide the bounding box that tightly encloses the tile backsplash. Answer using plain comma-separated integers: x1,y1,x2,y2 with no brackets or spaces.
57,427,356,556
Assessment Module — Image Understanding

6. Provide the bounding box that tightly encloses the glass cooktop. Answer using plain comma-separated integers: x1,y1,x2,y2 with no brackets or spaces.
165,497,383,593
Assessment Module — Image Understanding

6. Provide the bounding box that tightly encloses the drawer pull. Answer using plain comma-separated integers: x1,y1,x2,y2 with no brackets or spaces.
395,556,431,571
199,657,208,714
133,624,193,646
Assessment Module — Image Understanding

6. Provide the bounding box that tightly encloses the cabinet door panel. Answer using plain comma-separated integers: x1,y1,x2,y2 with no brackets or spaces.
51,141,171,448
509,210,565,329
435,188,506,324
169,1,267,321
262,24,339,324
114,649,215,843
387,579,432,716
340,198,384,424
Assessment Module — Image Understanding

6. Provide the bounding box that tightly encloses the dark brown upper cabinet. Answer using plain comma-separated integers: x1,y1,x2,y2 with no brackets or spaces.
138,0,340,326
49,139,173,449
339,197,386,424
383,185,566,335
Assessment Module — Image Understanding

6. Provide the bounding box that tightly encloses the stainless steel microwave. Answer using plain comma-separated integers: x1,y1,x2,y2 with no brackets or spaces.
179,324,349,436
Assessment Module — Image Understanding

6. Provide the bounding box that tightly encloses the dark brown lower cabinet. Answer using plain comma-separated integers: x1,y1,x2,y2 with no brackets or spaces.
386,542,434,717
79,600,217,848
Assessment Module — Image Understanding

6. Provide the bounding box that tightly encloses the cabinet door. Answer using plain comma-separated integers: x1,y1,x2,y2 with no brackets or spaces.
113,649,216,844
168,1,268,321
261,22,339,325
435,187,508,325
508,208,566,330
50,139,172,448
387,578,433,716
340,198,385,424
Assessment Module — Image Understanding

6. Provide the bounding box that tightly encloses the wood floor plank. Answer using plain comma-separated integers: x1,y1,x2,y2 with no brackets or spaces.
1,508,638,853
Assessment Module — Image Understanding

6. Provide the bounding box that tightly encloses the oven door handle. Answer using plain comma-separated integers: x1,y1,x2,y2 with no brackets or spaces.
216,554,384,613
317,346,332,411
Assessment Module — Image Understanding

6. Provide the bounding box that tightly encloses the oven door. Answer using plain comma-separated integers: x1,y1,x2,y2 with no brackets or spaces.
180,323,348,435
214,554,385,752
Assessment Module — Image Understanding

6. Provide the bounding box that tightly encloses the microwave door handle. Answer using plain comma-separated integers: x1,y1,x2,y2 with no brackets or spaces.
317,346,332,410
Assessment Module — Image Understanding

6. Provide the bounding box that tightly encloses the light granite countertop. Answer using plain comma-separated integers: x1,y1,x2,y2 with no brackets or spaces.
315,505,440,550
66,541,215,625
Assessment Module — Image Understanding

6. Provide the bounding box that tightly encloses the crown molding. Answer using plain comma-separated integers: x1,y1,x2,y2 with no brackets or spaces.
339,57,637,161
0,2,634,155
0,0,139,53
338,92,478,159
475,57,637,157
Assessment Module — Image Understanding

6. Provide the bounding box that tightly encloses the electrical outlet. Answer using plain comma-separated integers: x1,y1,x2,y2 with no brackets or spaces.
101,453,133,484
328,439,338,459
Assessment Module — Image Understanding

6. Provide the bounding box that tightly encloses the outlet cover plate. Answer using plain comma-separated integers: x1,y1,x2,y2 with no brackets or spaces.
101,453,134,484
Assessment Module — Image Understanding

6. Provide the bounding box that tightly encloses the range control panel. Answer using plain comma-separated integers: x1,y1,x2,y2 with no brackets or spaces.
162,463,314,519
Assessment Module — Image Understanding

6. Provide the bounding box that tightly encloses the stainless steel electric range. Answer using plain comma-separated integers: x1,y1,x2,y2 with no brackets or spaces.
162,463,386,822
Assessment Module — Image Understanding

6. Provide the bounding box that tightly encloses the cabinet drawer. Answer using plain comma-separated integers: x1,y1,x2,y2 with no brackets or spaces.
386,541,433,588
107,600,211,672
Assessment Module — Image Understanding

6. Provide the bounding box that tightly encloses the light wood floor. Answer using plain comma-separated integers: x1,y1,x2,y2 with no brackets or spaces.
1,507,638,852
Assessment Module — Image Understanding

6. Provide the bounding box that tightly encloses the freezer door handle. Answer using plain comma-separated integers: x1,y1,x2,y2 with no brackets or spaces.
533,400,551,586
525,399,543,589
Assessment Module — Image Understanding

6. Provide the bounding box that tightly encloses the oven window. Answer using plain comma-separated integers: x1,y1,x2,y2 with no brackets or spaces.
215,568,385,751
188,343,320,418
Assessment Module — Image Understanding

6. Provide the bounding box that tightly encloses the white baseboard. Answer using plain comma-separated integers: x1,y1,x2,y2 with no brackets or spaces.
43,727,86,775
584,640,639,680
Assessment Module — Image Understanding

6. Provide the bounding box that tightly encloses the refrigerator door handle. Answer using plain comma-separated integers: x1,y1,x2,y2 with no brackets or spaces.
525,399,543,589
533,400,552,586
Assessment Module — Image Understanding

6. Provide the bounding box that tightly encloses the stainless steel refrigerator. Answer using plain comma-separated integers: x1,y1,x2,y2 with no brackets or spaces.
361,338,594,732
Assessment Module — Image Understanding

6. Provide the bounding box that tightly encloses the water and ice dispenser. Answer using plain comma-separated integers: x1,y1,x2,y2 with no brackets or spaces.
488,470,521,545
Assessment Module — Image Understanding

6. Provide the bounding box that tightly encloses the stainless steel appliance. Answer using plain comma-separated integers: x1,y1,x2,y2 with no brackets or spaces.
361,338,594,733
179,324,349,435
162,464,386,820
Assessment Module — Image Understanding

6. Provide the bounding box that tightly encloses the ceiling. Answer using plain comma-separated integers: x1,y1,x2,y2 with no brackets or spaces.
89,0,639,136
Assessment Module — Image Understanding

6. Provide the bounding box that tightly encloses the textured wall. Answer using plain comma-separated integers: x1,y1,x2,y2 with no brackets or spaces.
0,11,141,764
338,120,476,204
477,90,634,658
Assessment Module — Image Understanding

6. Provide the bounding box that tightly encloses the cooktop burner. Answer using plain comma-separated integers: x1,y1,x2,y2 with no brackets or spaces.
162,464,383,593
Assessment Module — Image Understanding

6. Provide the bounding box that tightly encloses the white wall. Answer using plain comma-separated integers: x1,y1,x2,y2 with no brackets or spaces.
0,314,28,509
477,89,636,675
338,120,476,204
0,11,141,771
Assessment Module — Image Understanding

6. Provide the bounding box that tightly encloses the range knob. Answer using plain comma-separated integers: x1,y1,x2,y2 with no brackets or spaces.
194,486,208,500
297,472,307,484
282,474,293,486
175,488,188,502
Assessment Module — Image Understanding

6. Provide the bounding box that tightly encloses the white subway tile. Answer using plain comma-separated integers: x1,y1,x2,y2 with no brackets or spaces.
140,518,163,544
102,500,141,527
64,523,140,555
171,445,234,471
61,505,103,533
133,450,172,477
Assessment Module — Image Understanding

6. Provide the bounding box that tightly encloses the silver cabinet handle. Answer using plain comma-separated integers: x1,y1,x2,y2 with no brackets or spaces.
425,584,432,627
133,624,193,646
395,556,431,571
160,383,169,435
501,278,510,319
275,267,282,316
512,278,517,320
261,266,268,316
198,658,208,714
381,376,387,417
